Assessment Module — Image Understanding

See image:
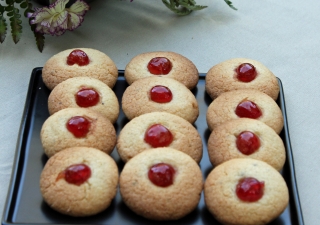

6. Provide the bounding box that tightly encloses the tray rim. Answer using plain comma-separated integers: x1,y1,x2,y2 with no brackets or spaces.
1,67,305,225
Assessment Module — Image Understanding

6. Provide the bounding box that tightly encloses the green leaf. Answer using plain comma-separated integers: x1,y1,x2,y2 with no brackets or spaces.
20,2,28,9
5,5,14,11
24,2,34,17
5,0,14,5
30,23,45,52
0,14,7,43
15,0,24,3
9,5,23,43
224,0,237,10
35,32,45,52
0,5,5,14
162,0,207,16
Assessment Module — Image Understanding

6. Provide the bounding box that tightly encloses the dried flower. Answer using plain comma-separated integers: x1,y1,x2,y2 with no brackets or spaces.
27,0,90,36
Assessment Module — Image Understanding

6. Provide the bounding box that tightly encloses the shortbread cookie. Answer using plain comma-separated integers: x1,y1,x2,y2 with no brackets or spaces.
41,108,116,157
40,147,118,217
117,112,202,163
205,58,279,100
42,48,118,90
204,158,289,225
119,148,203,220
207,118,286,171
206,89,283,134
125,51,199,89
122,77,199,123
48,77,119,123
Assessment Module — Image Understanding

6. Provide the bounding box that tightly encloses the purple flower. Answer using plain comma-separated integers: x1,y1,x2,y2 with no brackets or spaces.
28,0,90,36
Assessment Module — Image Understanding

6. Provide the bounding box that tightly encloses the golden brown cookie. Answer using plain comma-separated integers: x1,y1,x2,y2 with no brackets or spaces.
125,51,199,89
117,112,202,163
122,76,199,123
40,147,118,217
40,108,116,158
206,89,283,134
48,77,119,123
204,158,289,225
205,58,279,100
207,118,286,171
119,148,203,220
42,48,118,90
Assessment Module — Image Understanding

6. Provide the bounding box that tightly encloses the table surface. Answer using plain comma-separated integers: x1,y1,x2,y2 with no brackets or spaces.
0,0,319,224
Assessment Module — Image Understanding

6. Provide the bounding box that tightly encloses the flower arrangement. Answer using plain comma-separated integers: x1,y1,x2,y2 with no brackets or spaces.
0,0,236,52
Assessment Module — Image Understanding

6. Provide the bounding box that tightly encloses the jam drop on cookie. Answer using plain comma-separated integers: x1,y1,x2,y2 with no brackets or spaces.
147,57,172,75
236,131,261,155
76,88,100,107
56,164,91,186
67,49,89,66
148,163,175,187
150,85,173,103
236,177,265,202
235,100,262,119
144,124,173,148
66,116,90,138
236,63,257,82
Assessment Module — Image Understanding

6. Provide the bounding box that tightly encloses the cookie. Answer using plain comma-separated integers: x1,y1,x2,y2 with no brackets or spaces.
40,108,116,158
207,118,286,171
125,51,199,89
42,48,118,90
206,89,283,134
40,147,118,217
122,76,199,123
48,77,119,123
205,58,279,100
117,112,202,163
119,148,203,220
204,158,289,225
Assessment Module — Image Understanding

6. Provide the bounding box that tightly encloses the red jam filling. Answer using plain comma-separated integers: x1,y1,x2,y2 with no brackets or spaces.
147,57,172,75
67,49,89,66
148,163,175,187
144,124,173,148
66,116,90,138
150,85,173,103
235,100,262,119
236,177,265,202
236,63,257,82
56,164,91,186
75,88,100,107
236,131,261,155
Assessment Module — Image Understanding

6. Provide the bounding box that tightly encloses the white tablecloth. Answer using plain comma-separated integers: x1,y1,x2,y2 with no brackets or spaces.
0,0,318,224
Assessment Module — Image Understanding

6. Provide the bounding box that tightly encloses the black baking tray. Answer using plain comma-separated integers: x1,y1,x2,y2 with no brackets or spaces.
2,67,304,225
